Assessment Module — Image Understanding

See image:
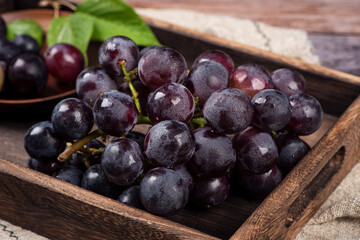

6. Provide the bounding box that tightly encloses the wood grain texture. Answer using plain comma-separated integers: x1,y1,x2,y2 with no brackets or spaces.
125,0,360,34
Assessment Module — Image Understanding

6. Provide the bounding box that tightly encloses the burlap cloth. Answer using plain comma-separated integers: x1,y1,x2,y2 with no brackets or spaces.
1,8,358,240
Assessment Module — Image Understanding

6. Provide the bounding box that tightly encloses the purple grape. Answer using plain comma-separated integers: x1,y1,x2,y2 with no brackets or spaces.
76,67,118,106
274,132,310,175
286,93,323,135
203,88,253,134
117,186,143,209
0,38,21,63
24,121,66,162
101,138,144,186
98,35,139,76
43,43,84,84
27,157,63,176
69,152,87,172
0,17,6,38
139,167,189,216
271,68,307,96
51,98,94,140
251,89,292,132
230,63,273,98
144,120,195,168
0,60,7,93
234,165,282,199
93,90,138,136
8,53,47,96
190,176,230,208
147,83,195,124
192,49,235,73
138,47,187,90
139,45,161,58
13,34,40,55
187,127,236,178
173,164,194,193
54,165,83,186
185,61,230,106
81,164,123,198
125,131,146,151
232,126,278,174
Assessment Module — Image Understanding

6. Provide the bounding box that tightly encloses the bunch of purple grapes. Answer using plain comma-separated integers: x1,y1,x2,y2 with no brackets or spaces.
24,34,323,217
0,16,84,98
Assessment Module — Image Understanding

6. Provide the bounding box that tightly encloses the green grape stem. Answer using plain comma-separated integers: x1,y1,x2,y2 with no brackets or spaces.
191,117,207,128
58,129,105,162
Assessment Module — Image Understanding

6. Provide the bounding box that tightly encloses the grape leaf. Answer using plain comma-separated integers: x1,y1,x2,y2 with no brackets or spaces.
7,19,44,46
76,0,160,46
47,12,93,66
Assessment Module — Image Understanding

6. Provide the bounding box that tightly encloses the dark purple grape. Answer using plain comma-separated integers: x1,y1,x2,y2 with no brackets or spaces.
286,93,323,135
271,68,307,96
232,126,278,174
117,186,143,209
147,83,195,124
0,38,21,63
0,17,6,38
76,67,118,106
69,152,88,172
98,35,139,76
187,127,236,178
139,45,162,58
192,49,235,73
190,176,230,208
43,43,84,84
234,165,282,199
144,120,195,168
54,165,83,186
138,47,187,90
24,121,66,162
251,89,292,132
173,164,194,193
230,63,273,98
125,131,146,151
13,34,40,55
8,53,47,96
51,98,93,140
93,90,138,136
274,132,310,175
27,157,63,175
185,61,229,106
203,88,253,134
102,138,144,186
81,164,123,198
139,167,189,216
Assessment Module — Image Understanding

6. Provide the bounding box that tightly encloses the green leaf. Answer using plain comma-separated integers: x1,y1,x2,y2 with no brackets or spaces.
7,19,44,46
77,0,160,46
47,12,94,66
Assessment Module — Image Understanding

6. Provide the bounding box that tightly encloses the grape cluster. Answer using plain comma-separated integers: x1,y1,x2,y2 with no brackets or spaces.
0,16,84,98
24,34,323,217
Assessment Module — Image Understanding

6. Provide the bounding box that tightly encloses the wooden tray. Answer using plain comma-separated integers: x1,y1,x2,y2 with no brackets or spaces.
0,10,360,240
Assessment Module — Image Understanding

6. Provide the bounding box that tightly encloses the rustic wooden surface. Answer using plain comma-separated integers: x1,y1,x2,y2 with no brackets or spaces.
0,4,359,240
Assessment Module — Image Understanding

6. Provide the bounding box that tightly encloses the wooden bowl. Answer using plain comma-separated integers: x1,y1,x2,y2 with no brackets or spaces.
0,10,76,119
0,9,360,240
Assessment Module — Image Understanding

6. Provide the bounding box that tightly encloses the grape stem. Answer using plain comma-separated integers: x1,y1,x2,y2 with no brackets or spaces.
118,59,152,125
191,117,207,128
58,129,105,162
38,0,77,18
